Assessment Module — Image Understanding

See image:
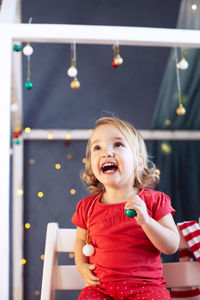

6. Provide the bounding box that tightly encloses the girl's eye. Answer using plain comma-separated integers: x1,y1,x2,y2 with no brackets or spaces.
93,145,101,151
114,142,124,148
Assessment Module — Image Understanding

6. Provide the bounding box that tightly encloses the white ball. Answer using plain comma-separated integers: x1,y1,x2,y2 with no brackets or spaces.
177,59,189,70
82,244,95,256
67,67,78,77
23,45,33,56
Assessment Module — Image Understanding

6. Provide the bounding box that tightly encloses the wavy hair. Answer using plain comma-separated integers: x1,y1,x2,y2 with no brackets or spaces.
81,117,160,194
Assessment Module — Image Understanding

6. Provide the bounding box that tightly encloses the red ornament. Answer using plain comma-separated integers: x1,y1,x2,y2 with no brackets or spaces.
111,61,118,68
64,140,71,147
12,130,22,138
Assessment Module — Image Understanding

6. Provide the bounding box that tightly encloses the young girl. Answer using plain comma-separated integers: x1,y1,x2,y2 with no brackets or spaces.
72,117,180,300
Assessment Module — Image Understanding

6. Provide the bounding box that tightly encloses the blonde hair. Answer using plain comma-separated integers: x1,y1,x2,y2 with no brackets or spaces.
81,117,160,194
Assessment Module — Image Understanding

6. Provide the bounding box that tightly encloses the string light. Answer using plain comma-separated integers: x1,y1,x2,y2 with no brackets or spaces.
70,189,76,195
55,163,61,169
47,134,53,140
82,158,86,164
29,158,35,165
192,4,197,10
25,223,31,229
40,254,45,260
67,153,72,160
25,127,31,133
17,189,24,196
38,192,43,198
21,259,27,265
161,142,172,154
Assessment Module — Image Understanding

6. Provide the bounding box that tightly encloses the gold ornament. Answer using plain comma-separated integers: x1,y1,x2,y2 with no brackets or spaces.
114,54,123,66
70,77,80,90
176,104,186,115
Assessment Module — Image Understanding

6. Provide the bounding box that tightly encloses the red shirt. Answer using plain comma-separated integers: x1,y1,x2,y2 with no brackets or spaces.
72,188,175,286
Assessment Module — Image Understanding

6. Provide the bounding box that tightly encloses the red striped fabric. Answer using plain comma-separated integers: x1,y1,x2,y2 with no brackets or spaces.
171,220,200,299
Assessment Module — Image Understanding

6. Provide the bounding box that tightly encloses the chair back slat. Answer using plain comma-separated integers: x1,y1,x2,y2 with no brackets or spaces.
55,266,85,290
56,229,76,252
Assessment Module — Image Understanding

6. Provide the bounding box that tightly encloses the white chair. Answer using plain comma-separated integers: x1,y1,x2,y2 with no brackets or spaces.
41,222,200,300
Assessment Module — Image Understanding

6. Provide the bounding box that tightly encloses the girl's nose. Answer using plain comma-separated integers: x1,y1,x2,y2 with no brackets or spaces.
102,149,113,158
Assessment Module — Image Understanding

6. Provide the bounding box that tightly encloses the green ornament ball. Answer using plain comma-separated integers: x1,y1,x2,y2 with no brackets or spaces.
15,140,20,145
125,209,137,218
25,81,33,90
13,44,22,52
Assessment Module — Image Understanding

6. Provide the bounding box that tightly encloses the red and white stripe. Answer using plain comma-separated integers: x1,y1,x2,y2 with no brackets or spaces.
171,221,200,300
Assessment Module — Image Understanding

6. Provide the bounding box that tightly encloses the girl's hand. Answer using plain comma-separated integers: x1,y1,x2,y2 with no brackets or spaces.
125,195,150,226
78,263,100,286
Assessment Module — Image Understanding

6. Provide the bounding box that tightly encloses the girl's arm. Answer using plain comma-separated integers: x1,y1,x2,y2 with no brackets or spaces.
74,227,100,286
141,213,180,255
125,195,180,255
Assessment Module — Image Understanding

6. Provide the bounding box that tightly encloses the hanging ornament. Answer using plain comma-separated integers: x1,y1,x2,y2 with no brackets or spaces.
70,77,80,90
67,42,80,89
67,43,78,77
111,44,123,68
24,55,33,89
24,18,33,90
23,43,33,56
13,43,22,52
177,48,189,70
175,48,186,116
177,58,189,70
176,104,186,116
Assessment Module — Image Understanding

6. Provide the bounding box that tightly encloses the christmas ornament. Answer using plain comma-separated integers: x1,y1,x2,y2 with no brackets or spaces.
176,104,186,115
23,43,33,56
13,43,21,52
125,209,137,218
70,77,80,90
25,81,33,89
177,58,189,70
67,43,80,89
175,48,186,116
82,197,98,257
111,45,123,68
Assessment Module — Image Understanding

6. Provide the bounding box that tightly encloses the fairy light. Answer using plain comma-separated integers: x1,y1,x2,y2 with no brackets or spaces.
34,290,40,296
192,4,197,10
29,158,35,165
161,142,172,154
66,134,71,140
82,158,86,164
70,189,76,195
55,163,61,169
21,259,26,265
67,153,72,160
38,192,43,198
17,189,24,196
25,127,31,133
47,134,53,140
40,254,45,260
25,223,31,229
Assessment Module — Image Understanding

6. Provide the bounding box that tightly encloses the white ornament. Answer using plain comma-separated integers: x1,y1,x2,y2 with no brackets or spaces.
67,66,78,77
82,243,95,256
177,58,189,70
23,45,33,56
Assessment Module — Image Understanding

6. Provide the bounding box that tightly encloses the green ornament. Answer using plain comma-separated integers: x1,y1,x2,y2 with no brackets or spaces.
25,81,33,90
125,209,137,218
15,140,20,145
13,44,22,52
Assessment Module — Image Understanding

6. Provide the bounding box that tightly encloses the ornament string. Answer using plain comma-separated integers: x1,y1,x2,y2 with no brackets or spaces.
175,48,182,107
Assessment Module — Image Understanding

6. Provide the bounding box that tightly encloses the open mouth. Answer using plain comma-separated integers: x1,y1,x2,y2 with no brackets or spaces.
101,163,118,173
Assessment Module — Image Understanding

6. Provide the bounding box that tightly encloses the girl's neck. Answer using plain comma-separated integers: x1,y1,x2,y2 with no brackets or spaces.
101,187,140,205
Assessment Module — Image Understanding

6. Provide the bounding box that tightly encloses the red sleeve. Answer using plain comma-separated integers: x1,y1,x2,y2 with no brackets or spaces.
71,199,87,229
153,192,175,221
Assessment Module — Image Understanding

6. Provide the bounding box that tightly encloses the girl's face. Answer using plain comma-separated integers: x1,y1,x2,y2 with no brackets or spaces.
90,124,136,191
